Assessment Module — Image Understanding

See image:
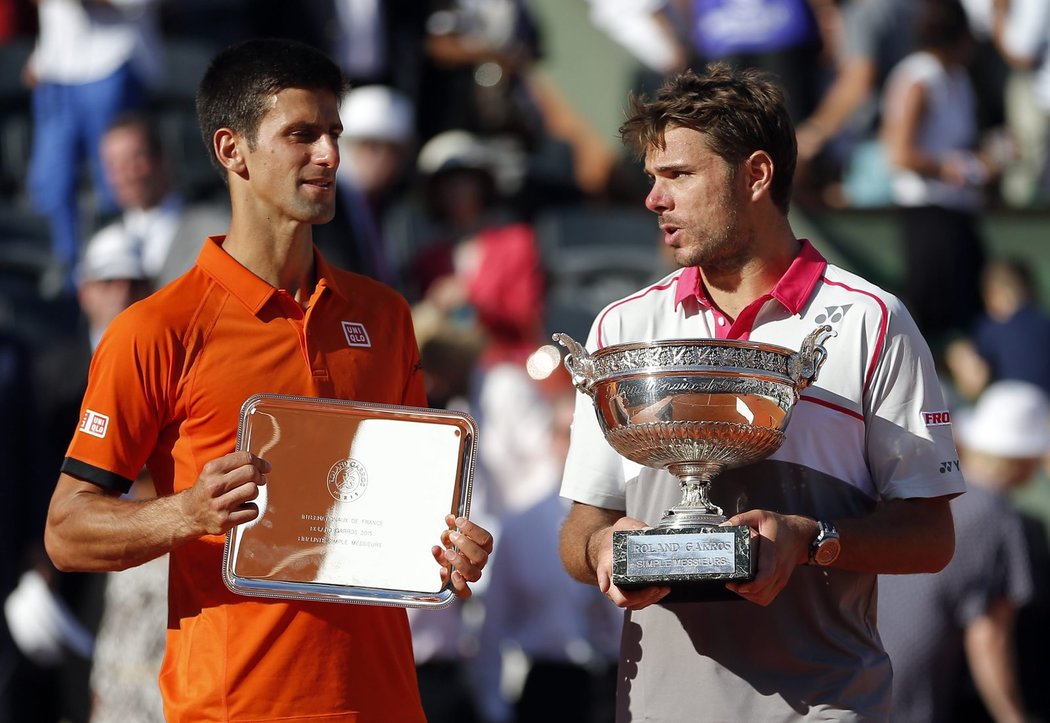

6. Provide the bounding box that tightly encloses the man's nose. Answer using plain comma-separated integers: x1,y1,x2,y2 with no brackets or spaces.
315,136,339,167
645,182,669,213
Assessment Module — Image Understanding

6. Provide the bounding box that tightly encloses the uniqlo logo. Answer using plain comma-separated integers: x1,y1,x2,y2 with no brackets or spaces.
922,410,952,426
79,410,110,438
341,321,372,348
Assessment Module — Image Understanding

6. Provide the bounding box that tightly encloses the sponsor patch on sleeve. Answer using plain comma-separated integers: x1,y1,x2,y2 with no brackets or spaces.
922,410,952,426
79,410,110,439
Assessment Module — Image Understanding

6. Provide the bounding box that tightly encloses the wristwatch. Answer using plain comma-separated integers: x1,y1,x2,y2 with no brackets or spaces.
808,520,841,566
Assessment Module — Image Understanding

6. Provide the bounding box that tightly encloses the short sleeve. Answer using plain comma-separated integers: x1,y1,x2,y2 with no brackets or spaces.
62,308,169,492
863,301,965,500
559,320,629,511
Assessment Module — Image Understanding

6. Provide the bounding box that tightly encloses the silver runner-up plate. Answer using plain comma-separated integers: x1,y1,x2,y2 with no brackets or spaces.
222,394,477,609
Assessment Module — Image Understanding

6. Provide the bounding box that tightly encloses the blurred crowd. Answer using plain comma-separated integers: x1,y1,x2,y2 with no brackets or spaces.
0,0,1049,721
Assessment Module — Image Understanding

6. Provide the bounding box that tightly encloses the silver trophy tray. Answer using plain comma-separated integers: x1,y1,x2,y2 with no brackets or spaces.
222,393,476,609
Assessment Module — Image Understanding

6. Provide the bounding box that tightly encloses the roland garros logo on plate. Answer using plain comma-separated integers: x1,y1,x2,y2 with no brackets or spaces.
327,458,368,502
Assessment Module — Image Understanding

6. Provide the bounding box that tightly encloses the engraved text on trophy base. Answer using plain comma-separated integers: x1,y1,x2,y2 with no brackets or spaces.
612,526,755,586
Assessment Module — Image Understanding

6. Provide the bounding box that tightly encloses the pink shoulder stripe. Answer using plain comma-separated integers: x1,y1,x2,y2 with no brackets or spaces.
820,277,889,392
799,394,864,421
595,273,686,348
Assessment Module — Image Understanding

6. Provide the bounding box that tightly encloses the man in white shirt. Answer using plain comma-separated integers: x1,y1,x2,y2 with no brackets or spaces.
558,63,964,721
86,113,230,291
992,0,1050,206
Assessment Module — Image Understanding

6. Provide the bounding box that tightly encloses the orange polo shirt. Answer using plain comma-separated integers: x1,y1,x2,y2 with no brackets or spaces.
63,237,428,722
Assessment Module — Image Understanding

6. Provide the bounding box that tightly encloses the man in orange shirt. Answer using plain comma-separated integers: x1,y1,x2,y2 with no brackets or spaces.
42,38,492,722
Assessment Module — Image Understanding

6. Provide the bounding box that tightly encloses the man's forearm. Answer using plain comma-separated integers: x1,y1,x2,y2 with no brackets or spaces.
559,502,621,584
834,496,955,574
45,474,200,572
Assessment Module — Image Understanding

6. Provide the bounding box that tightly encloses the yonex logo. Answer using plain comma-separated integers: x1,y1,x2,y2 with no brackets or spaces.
814,304,852,325
922,411,952,426
341,321,372,348
79,410,110,439
939,460,960,474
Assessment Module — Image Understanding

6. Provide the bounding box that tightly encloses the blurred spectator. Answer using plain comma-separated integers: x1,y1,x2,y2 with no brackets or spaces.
880,0,997,349
73,232,151,349
325,0,427,92
794,0,922,208
409,129,546,370
417,322,484,409
945,256,1050,401
991,0,1050,208
35,234,150,477
679,0,832,122
22,0,164,292
0,239,151,723
420,0,545,143
422,1,610,200
313,85,416,286
85,112,230,292
585,0,687,81
32,233,152,668
2,236,150,723
472,382,620,723
878,380,1050,723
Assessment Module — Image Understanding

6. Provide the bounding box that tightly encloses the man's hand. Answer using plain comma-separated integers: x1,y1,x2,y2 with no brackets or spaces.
724,510,815,606
179,450,270,537
593,517,671,611
433,514,493,599
46,451,272,573
560,502,670,610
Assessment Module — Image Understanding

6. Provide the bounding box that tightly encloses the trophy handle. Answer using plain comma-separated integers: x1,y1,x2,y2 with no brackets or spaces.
792,325,836,394
552,333,597,396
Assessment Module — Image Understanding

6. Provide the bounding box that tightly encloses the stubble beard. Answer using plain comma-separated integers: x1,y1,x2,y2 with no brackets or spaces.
673,200,750,273
294,190,337,227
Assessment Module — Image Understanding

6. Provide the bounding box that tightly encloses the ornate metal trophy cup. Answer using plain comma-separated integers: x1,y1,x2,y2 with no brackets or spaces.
554,326,833,598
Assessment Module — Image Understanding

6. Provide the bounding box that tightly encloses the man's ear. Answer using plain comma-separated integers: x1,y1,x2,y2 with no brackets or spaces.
744,150,774,201
214,128,247,176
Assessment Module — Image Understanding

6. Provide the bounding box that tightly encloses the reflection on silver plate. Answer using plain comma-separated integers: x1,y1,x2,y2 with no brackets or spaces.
222,394,477,608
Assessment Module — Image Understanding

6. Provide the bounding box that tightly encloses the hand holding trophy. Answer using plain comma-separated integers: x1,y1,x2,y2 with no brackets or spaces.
554,326,834,601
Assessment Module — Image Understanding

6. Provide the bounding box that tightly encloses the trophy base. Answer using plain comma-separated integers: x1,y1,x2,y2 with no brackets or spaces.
612,525,757,603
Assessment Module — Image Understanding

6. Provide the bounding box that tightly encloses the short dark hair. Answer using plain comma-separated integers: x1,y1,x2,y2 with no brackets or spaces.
619,63,797,214
982,257,1038,302
196,38,350,176
916,0,972,52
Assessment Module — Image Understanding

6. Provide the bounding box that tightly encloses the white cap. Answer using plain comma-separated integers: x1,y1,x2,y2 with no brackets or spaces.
76,236,146,284
957,380,1050,458
340,85,415,144
416,130,492,176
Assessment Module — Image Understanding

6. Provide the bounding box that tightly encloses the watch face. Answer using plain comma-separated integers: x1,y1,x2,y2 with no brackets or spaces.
814,538,841,566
